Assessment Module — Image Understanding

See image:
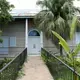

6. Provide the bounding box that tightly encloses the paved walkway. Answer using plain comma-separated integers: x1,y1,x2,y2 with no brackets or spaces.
17,56,53,80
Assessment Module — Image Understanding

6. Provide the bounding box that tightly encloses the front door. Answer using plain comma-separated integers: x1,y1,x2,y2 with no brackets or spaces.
28,36,41,55
28,30,41,55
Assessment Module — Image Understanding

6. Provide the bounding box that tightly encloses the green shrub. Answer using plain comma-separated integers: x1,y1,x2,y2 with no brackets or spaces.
0,57,12,69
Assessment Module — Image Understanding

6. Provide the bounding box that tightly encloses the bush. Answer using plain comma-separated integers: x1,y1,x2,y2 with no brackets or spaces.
0,57,12,69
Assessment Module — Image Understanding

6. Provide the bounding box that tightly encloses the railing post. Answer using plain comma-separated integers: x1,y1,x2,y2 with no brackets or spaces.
72,53,77,80
46,52,48,63
0,72,1,80
73,73,80,80
79,76,80,80
25,48,27,61
73,73,77,80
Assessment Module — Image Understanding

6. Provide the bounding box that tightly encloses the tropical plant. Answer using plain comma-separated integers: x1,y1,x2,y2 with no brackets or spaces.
52,30,80,65
0,57,12,69
0,0,14,43
34,0,80,55
52,16,80,68
0,0,14,25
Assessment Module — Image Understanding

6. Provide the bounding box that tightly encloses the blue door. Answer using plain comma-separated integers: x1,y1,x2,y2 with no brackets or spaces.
28,30,41,55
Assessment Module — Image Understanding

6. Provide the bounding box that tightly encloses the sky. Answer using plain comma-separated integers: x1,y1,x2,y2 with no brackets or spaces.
73,0,80,7
7,0,41,10
7,0,80,10
7,0,80,12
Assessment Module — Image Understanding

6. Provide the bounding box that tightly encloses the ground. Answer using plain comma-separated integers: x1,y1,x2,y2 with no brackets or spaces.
17,56,53,80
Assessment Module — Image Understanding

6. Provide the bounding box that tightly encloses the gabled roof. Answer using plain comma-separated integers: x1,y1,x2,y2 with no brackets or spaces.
10,9,80,18
10,9,40,18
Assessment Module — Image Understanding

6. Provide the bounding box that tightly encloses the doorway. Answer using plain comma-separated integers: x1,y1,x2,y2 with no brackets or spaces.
28,29,41,55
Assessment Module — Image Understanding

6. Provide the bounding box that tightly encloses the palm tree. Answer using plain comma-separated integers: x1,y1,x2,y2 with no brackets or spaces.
34,0,79,56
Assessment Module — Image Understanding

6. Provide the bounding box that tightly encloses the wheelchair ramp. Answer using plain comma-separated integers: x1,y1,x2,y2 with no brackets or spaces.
17,56,53,80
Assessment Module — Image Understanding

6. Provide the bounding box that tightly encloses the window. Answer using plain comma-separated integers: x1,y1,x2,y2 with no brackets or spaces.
76,32,80,44
10,37,16,47
0,36,16,54
29,30,40,36
0,37,8,47
0,36,16,47
0,42,3,47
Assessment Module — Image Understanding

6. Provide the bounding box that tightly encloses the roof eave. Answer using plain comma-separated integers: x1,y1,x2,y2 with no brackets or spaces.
13,15,34,19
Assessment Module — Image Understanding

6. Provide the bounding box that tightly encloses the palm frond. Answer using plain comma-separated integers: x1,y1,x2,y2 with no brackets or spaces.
70,16,77,40
52,31,70,54
55,16,65,33
73,43,80,57
35,0,80,50
34,10,54,37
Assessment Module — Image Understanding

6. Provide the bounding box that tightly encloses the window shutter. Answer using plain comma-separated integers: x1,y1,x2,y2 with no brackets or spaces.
10,37,16,47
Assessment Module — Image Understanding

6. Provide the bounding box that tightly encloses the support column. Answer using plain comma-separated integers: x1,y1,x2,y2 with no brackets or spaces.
25,19,28,48
40,31,43,48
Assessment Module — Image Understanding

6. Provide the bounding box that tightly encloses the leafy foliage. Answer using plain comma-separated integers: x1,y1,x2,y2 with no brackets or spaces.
0,0,14,25
52,31,70,54
35,0,79,48
70,16,77,40
52,33,80,70
0,0,14,43
42,48,74,80
0,58,12,69
52,16,80,75
0,48,27,80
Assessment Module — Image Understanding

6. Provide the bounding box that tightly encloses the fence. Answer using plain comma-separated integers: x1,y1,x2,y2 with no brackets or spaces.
44,47,60,56
44,46,80,56
0,47,25,58
41,48,80,80
0,48,27,80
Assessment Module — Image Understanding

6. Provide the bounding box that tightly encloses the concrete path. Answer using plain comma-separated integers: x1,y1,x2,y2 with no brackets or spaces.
17,56,53,80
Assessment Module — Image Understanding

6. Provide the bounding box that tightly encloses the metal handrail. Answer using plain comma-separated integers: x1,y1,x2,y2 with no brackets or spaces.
0,48,27,80
0,48,27,72
42,48,80,80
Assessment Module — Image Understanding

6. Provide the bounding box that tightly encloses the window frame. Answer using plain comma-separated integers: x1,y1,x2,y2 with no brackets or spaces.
75,32,80,44
10,36,16,47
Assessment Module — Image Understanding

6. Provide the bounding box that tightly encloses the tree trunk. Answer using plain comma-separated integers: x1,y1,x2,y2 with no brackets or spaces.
60,45,63,56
